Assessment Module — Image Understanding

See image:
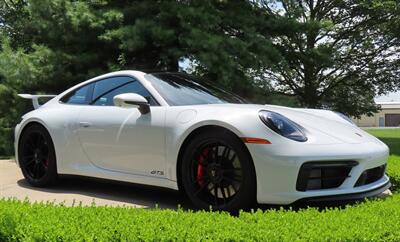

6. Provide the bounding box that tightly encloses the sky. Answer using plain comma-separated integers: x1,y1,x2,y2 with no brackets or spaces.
375,91,400,102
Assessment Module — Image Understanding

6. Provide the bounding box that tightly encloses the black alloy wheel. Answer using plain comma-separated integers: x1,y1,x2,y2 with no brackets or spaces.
19,124,58,187
181,130,256,211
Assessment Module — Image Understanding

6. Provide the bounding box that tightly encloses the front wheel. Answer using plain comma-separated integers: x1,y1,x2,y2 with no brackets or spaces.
181,130,256,211
18,123,58,187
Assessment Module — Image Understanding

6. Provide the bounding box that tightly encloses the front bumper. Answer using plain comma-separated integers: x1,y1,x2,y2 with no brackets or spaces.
246,141,390,205
295,181,391,203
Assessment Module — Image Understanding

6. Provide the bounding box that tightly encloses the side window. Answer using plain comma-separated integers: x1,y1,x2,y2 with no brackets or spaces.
91,77,157,106
92,76,132,101
60,83,94,105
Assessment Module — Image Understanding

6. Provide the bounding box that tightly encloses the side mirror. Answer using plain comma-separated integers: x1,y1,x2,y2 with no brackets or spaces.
113,93,150,114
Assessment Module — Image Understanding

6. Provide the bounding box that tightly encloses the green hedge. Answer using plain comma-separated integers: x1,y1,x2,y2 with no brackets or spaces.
0,195,399,241
387,155,400,191
367,129,400,191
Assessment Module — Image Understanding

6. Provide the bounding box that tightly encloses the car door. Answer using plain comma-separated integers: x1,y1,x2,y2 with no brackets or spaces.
76,76,167,177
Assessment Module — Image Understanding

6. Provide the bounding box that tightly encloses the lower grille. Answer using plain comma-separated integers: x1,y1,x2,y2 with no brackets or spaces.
355,165,386,187
296,161,358,191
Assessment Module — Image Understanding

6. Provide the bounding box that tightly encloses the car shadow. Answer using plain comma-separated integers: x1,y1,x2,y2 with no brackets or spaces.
17,176,389,213
17,176,194,210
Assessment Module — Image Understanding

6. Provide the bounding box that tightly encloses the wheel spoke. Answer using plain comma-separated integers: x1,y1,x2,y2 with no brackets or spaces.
23,154,34,160
40,142,48,154
37,163,43,177
220,183,227,204
207,183,215,193
223,176,241,184
231,183,239,193
23,158,35,167
221,146,230,161
39,156,47,164
213,146,219,164
25,140,36,151
39,162,47,173
33,163,39,178
223,168,241,173
226,185,231,197
34,134,41,147
213,185,218,207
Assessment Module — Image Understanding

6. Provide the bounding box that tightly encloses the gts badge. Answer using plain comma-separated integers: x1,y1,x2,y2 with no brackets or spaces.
151,170,164,176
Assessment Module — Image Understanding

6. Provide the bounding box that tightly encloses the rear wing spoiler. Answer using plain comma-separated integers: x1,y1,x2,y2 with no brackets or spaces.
18,94,57,109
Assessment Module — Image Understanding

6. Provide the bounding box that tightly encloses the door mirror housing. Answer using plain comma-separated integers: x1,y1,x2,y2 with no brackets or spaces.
113,93,150,114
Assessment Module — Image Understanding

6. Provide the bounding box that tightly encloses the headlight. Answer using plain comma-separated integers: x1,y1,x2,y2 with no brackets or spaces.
259,110,307,142
335,112,355,125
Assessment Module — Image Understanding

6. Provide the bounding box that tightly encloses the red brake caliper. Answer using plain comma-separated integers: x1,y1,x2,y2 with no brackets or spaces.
196,148,209,186
44,158,49,167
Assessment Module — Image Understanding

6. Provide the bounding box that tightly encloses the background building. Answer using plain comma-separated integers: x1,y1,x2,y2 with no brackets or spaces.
353,102,400,127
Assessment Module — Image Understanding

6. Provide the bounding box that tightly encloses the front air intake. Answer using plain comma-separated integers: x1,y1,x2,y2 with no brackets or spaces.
296,161,358,191
355,165,386,187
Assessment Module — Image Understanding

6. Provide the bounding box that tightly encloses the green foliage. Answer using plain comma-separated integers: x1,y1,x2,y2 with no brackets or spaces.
0,82,29,156
260,0,400,117
97,0,282,96
0,192,400,240
367,128,400,190
0,128,13,156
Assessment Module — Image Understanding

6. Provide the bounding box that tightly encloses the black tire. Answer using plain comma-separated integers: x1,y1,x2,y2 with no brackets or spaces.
18,123,58,187
181,129,256,211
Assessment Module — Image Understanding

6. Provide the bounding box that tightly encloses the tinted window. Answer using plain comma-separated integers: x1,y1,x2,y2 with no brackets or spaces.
60,83,93,105
144,73,247,106
91,77,157,106
92,76,132,101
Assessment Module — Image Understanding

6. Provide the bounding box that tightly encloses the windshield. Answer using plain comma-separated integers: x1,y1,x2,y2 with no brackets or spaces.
145,73,247,106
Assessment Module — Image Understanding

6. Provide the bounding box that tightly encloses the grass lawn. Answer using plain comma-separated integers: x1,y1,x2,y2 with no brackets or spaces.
0,129,399,241
367,129,400,190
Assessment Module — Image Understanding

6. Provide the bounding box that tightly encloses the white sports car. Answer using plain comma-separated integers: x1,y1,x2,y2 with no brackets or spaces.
15,70,390,210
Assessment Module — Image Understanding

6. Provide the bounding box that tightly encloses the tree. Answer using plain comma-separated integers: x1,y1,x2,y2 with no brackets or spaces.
0,0,283,94
258,0,400,117
371,1,400,44
94,0,283,96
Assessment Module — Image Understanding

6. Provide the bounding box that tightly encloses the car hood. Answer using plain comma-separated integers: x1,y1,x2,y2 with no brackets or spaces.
202,103,378,144
264,105,375,144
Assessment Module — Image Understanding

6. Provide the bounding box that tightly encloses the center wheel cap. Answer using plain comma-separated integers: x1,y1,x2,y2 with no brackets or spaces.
34,150,41,164
208,165,222,184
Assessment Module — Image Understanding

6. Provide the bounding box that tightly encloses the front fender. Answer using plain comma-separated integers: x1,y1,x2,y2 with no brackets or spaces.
14,115,54,167
163,106,272,182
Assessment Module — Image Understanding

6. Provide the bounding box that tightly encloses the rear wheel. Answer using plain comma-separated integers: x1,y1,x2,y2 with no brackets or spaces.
18,123,58,187
181,130,256,211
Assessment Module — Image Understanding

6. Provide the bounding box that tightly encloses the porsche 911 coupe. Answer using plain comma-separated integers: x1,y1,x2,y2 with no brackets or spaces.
15,70,390,210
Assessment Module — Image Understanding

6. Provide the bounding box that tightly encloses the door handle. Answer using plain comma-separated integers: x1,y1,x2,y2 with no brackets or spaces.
79,122,92,128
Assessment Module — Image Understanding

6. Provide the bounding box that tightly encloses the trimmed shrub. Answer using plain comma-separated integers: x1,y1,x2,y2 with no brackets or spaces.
0,196,399,241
